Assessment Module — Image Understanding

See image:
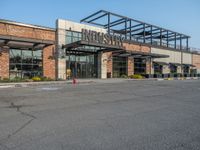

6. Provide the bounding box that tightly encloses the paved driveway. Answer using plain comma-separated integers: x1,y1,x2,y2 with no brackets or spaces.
0,80,200,150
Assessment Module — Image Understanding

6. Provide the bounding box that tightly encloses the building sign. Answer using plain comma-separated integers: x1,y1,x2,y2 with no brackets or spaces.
81,29,124,47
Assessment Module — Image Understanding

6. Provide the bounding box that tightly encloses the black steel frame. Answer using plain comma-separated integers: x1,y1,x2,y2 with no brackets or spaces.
80,10,190,51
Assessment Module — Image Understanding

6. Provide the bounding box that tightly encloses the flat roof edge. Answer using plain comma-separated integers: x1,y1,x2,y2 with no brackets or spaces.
0,18,55,31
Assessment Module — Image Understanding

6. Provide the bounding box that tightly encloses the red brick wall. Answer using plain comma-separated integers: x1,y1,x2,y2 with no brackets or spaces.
0,48,9,79
106,52,113,78
123,43,151,53
0,22,56,79
0,23,55,41
123,42,151,74
192,54,200,69
127,57,134,76
43,45,56,79
146,60,152,74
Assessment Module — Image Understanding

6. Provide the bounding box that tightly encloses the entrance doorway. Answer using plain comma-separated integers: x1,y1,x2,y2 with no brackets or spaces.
66,54,97,78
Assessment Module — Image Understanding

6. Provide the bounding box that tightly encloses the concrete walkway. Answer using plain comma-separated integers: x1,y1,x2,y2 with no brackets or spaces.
0,77,199,88
0,78,156,88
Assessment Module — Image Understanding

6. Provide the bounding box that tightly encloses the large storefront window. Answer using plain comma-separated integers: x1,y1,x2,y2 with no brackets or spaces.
170,64,177,74
9,49,42,79
66,30,81,44
113,56,127,78
134,58,146,74
153,63,163,74
183,65,189,74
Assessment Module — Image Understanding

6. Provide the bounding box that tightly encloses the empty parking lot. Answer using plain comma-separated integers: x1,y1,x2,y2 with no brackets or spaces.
0,79,200,150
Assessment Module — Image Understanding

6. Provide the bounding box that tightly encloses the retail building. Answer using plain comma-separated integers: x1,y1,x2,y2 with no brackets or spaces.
1,10,200,80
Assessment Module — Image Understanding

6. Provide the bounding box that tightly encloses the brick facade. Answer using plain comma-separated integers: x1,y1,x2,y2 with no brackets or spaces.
0,23,54,41
0,22,56,79
43,45,56,79
123,42,151,75
0,48,9,79
146,59,152,74
192,54,200,69
106,52,113,78
123,43,151,53
127,57,134,76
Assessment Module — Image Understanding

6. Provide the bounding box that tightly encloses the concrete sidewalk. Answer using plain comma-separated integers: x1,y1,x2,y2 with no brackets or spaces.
0,78,157,88
0,77,199,88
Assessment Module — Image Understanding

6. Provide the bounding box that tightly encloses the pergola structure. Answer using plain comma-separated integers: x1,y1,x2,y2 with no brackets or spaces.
81,10,190,51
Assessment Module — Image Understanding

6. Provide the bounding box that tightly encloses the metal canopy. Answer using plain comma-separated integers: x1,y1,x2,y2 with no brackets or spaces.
62,40,124,53
182,64,195,67
153,61,169,65
112,50,169,58
81,10,190,51
169,63,182,66
0,35,54,50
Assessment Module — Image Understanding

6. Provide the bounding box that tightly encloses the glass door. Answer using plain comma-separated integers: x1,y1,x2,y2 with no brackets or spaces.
66,54,97,79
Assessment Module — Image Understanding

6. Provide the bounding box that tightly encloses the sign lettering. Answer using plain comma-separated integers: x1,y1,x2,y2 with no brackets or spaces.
81,29,124,47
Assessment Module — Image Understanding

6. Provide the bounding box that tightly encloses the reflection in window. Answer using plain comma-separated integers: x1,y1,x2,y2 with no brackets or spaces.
9,49,42,79
113,57,127,78
134,58,146,74
153,63,163,74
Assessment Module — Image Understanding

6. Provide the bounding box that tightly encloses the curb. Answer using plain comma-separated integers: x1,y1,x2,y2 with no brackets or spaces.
0,78,200,89
0,80,95,88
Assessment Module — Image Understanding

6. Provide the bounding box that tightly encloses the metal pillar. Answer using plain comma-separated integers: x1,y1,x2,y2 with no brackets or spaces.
150,26,153,45
180,35,182,50
174,33,177,49
129,20,132,40
125,18,127,40
186,38,189,51
143,24,146,43
20,50,23,78
167,31,169,47
160,29,162,46
108,13,110,34
180,35,183,74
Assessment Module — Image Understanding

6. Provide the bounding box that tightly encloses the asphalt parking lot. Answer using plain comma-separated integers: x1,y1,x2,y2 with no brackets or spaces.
0,79,200,150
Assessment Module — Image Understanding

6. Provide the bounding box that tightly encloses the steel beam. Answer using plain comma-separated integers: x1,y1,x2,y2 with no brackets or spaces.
104,18,125,28
108,13,110,34
129,20,132,40
80,10,103,23
87,13,108,23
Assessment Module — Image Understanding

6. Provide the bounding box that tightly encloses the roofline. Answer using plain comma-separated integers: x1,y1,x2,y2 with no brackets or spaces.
0,18,55,31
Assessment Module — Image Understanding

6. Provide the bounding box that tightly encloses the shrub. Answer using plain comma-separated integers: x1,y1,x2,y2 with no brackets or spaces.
120,74,128,78
129,74,144,79
57,78,65,81
10,77,23,82
32,76,41,82
40,76,54,81
0,78,10,83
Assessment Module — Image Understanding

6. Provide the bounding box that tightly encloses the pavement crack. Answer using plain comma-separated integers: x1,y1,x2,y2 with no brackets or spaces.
6,118,34,139
0,102,36,147
9,102,36,119
0,143,10,150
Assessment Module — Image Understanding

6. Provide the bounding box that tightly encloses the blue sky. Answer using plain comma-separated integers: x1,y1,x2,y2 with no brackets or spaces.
1,0,200,48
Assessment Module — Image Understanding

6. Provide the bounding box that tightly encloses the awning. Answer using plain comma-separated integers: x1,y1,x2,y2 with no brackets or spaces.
0,35,54,50
62,40,124,53
182,64,195,67
153,61,168,65
113,50,169,58
169,63,182,66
